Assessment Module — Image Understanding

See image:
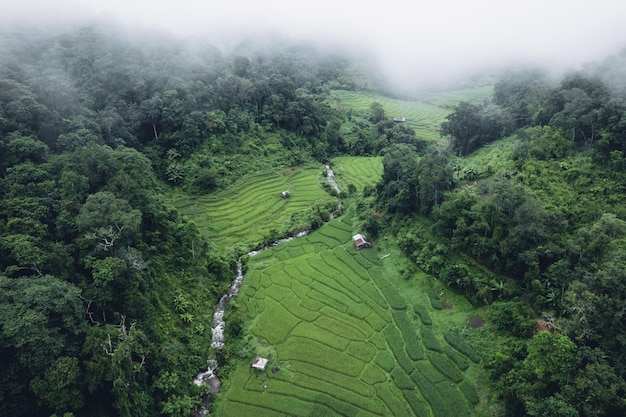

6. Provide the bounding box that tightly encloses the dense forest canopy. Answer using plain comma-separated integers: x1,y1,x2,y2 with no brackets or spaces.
0,24,358,417
2,20,626,417
376,65,626,416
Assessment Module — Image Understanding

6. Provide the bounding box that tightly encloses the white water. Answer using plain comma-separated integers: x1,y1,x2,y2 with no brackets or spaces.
193,164,342,401
325,164,341,194
210,260,244,348
193,358,219,387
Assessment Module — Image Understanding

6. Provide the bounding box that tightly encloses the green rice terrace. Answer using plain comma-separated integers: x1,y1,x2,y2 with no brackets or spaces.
215,210,482,417
330,156,383,193
173,167,334,252
180,158,485,417
329,86,493,142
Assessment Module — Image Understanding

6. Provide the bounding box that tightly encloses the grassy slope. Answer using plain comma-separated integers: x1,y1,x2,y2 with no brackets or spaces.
330,156,383,192
463,134,626,222
172,167,334,252
211,155,485,416
174,86,497,415
329,86,493,141
215,212,481,417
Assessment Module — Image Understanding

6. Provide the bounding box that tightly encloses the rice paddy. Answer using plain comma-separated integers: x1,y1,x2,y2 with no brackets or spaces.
172,167,334,251
329,156,382,193
176,157,484,416
215,209,482,417
329,86,493,142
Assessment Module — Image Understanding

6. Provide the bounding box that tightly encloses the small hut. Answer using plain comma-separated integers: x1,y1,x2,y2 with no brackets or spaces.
251,356,268,371
281,191,291,198
353,234,371,250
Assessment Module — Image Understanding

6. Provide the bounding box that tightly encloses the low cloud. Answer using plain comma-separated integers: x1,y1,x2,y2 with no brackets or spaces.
3,0,626,92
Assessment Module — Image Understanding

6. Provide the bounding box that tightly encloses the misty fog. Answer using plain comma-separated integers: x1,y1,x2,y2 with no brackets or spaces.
2,0,626,94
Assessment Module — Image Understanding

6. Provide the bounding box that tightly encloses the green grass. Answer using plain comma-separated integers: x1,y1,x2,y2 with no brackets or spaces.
414,304,433,326
460,379,480,405
444,331,481,363
376,384,413,417
212,215,481,417
421,326,444,352
330,156,383,192
172,167,334,252
173,157,485,417
329,86,493,141
428,352,464,383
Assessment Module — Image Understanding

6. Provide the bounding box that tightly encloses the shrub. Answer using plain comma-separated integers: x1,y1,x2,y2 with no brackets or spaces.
488,300,536,338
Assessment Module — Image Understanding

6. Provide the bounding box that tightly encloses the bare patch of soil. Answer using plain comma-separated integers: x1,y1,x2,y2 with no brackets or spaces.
536,320,554,333
469,315,485,328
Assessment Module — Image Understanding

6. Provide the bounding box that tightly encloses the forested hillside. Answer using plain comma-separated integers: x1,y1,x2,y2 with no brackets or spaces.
2,20,626,417
0,24,357,417
372,65,626,416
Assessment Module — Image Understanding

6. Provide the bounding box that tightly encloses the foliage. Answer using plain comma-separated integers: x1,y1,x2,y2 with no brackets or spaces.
443,332,480,363
215,213,477,417
421,66,626,416
441,101,514,155
377,144,453,214
488,300,536,338
4,19,626,417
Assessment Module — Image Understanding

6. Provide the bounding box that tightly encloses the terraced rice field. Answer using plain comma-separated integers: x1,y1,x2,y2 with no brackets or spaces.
422,85,493,108
216,209,480,417
329,86,493,141
173,167,333,251
330,156,383,192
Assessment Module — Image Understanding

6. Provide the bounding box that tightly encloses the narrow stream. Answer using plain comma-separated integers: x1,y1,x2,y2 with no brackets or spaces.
192,165,341,415
325,164,341,194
